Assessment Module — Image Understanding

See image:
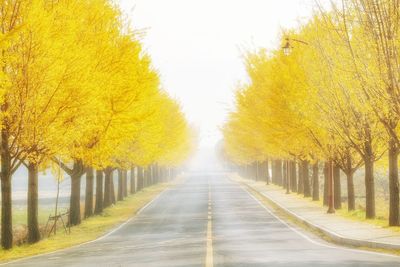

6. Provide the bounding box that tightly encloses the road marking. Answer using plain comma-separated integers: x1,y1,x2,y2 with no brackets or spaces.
240,183,400,259
205,183,214,267
0,188,171,266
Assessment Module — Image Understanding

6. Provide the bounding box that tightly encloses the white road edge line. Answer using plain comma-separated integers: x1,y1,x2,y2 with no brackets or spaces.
240,184,400,259
205,182,214,267
0,187,170,266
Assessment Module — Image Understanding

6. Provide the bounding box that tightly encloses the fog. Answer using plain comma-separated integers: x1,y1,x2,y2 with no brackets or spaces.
11,0,315,205
117,0,314,151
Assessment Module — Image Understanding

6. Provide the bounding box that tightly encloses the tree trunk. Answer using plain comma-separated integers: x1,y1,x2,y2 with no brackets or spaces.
130,167,136,194
1,127,12,249
297,161,304,194
346,172,355,211
388,138,400,226
123,170,128,197
166,167,170,182
255,161,259,181
27,162,40,243
323,162,329,206
84,167,94,218
333,164,341,209
251,162,256,180
94,170,103,214
270,161,275,184
137,166,144,191
110,174,116,204
149,165,154,185
285,161,290,193
260,160,266,182
69,173,82,226
145,167,150,187
122,170,126,196
364,153,375,219
153,165,159,184
290,161,297,192
103,168,112,208
145,167,149,186
312,162,319,201
157,165,161,183
283,160,287,189
149,166,153,186
302,160,311,197
152,165,155,185
265,160,270,184
143,168,147,188
275,160,283,186
118,169,123,201
159,167,164,182
327,161,335,213
167,167,171,181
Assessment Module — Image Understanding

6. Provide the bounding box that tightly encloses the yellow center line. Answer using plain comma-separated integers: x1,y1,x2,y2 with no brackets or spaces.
205,183,213,267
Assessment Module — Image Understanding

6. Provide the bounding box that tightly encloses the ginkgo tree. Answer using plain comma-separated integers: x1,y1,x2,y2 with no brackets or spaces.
0,0,195,249
223,0,400,226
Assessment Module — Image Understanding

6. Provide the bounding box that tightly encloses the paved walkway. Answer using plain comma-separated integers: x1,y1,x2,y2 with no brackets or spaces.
236,175,400,251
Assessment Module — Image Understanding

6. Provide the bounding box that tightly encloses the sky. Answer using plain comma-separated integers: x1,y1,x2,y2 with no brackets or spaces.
117,0,315,150
11,0,318,192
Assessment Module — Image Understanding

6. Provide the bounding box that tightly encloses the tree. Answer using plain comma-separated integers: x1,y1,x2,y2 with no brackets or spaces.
84,168,94,218
0,0,195,248
94,170,104,214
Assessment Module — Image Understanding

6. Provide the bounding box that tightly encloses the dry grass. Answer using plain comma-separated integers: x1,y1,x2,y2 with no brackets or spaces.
0,183,170,263
251,179,400,232
240,179,400,256
233,175,400,234
336,207,400,233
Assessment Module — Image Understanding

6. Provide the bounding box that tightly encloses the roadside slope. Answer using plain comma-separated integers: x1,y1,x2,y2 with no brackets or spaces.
0,182,172,263
234,175,400,255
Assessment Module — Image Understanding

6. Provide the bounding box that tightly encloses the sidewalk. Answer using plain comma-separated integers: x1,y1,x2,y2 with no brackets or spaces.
234,175,400,251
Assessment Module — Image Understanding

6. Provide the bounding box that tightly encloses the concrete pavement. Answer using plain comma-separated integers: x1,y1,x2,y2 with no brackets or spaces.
236,175,400,251
2,173,400,266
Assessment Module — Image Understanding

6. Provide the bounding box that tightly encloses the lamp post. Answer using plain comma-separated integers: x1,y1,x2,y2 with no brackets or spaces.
282,37,309,56
282,37,335,214
282,38,292,56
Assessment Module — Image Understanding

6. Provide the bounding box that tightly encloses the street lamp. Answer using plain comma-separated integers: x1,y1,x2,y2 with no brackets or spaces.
282,38,292,56
282,37,309,56
282,37,335,214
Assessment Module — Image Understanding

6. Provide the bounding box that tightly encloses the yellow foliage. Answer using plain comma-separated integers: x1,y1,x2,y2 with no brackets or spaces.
0,0,195,172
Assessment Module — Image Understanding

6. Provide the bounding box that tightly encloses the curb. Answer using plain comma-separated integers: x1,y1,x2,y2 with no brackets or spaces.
0,183,173,266
242,180,400,251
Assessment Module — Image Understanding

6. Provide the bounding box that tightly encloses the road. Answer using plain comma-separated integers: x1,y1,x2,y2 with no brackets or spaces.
3,173,400,267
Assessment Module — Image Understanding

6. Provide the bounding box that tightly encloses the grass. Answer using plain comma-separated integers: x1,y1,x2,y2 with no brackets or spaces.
0,182,170,263
252,179,400,233
336,207,400,233
240,179,400,256
12,208,55,227
286,186,400,233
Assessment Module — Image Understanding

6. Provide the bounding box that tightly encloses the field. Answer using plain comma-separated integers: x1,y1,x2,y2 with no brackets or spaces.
0,182,170,262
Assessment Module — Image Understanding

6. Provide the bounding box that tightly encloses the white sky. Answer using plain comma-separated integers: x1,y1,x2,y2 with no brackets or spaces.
117,0,314,149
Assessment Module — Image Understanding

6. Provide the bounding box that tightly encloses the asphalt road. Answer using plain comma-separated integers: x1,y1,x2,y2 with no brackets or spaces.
3,173,400,267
